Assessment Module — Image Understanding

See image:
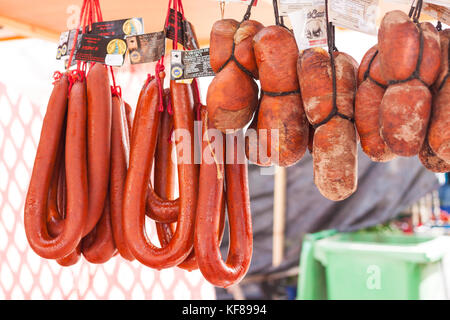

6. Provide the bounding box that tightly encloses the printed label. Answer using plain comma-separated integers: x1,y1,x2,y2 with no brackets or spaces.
213,0,258,5
126,31,166,64
288,2,328,50
279,0,321,16
56,17,143,63
90,18,144,38
56,28,82,60
329,0,379,35
171,48,215,81
423,3,450,24
75,34,127,66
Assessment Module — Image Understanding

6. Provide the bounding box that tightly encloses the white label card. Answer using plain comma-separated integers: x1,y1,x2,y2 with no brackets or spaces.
329,0,379,35
423,3,450,24
288,2,328,50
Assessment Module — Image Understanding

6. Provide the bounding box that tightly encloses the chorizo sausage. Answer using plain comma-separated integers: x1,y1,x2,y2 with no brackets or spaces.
110,94,134,261
355,46,395,162
24,73,88,259
419,137,450,173
156,106,226,272
428,29,450,162
145,89,179,224
195,123,252,287
378,11,440,156
82,193,117,264
297,48,358,201
123,74,198,269
253,26,309,167
207,19,263,132
85,63,112,235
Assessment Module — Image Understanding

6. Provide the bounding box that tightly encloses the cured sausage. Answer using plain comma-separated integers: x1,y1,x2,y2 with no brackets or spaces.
110,94,134,261
253,26,309,167
195,121,252,288
428,29,450,162
378,11,440,156
82,193,117,264
155,106,226,272
24,73,88,259
123,74,198,269
207,19,263,132
419,138,450,173
297,48,358,201
85,63,112,235
145,89,179,224
355,46,395,162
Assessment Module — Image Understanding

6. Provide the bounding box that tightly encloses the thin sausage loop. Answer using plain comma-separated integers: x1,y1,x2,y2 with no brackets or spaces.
195,110,253,288
123,74,198,269
24,73,88,259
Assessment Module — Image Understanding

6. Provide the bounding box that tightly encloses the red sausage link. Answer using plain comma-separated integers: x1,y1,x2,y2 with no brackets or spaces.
84,63,112,235
24,74,88,259
145,89,179,223
195,115,252,287
56,244,81,266
82,193,117,264
156,107,227,271
123,75,198,269
110,95,134,261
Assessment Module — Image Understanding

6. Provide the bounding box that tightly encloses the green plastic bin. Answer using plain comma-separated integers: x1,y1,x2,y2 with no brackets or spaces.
297,230,450,300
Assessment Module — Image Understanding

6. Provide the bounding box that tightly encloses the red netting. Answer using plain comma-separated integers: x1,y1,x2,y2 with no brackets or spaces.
0,72,215,300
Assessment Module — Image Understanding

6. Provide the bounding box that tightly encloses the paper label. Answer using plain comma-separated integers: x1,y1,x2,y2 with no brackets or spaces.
213,0,258,5
56,28,82,60
386,0,449,8
75,35,127,66
279,0,322,16
170,48,215,81
329,0,379,35
90,18,144,38
126,31,166,64
423,3,450,24
288,3,328,50
56,17,143,63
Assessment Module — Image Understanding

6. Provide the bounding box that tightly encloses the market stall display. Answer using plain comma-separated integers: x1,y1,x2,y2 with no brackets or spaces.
5,0,449,295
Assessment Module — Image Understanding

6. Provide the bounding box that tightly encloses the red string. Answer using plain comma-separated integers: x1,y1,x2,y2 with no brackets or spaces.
52,71,63,84
155,60,165,112
173,0,178,50
166,93,173,115
66,0,88,70
68,69,85,93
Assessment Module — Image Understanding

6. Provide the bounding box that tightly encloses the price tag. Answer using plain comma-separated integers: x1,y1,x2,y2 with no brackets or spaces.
328,0,379,35
171,48,215,81
126,31,166,64
288,2,328,50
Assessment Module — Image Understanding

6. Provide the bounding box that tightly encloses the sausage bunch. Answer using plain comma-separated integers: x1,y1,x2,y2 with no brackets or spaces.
354,11,450,173
298,48,359,201
247,25,309,167
24,64,134,265
207,19,263,132
121,71,252,287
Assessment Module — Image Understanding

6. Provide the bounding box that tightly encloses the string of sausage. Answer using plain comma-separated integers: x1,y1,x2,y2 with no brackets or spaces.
123,74,198,269
194,110,253,288
24,73,88,260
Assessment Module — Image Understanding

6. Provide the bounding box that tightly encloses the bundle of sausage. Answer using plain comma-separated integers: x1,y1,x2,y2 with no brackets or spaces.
24,64,134,265
355,11,449,173
122,71,252,287
246,25,309,167
297,48,359,201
